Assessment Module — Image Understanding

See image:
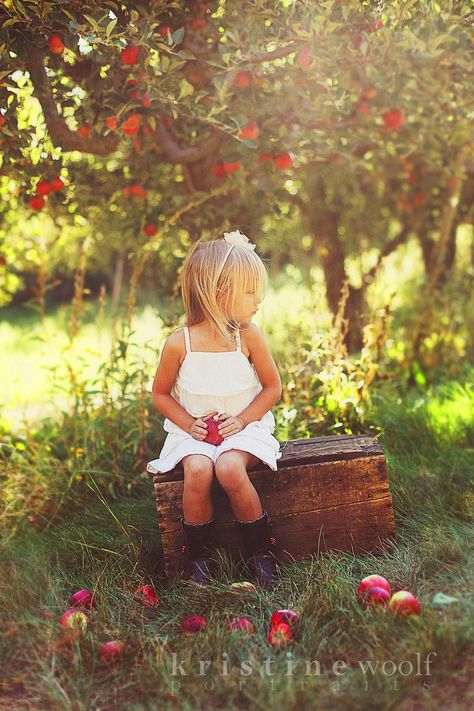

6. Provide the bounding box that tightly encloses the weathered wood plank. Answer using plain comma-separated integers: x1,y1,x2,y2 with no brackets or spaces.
153,456,390,532
151,434,385,483
159,496,396,575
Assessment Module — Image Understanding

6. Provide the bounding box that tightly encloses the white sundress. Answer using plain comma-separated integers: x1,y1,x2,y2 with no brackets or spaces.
146,325,283,474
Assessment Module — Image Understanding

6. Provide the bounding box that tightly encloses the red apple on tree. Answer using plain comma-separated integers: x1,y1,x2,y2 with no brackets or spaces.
50,176,65,191
48,35,65,54
158,24,172,38
77,124,91,138
106,116,117,131
239,122,260,141
234,71,251,88
36,179,52,196
223,160,241,174
120,45,140,65
121,113,141,136
273,152,294,170
29,194,45,211
143,223,158,237
382,109,405,130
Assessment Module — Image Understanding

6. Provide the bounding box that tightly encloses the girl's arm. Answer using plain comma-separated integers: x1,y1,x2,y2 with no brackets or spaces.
236,323,282,426
151,331,196,434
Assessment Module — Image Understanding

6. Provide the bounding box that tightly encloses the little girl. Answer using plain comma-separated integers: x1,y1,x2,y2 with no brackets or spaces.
147,229,282,588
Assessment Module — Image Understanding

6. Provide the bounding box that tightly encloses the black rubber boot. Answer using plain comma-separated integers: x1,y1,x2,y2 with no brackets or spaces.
180,517,216,585
234,510,278,589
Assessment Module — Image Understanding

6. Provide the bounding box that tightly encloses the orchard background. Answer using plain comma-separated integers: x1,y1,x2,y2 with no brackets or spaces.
0,1,473,709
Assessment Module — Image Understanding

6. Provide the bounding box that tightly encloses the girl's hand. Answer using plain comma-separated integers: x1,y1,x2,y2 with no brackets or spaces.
216,412,246,438
189,411,219,440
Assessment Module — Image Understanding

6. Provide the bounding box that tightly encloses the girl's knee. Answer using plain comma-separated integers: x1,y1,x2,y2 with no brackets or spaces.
215,466,248,493
183,455,214,491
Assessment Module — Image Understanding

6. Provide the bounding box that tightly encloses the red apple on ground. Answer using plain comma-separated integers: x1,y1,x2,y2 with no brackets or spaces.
98,640,126,662
181,614,207,633
203,415,224,445
363,586,391,606
357,575,391,600
227,617,255,633
387,591,421,616
59,609,91,631
270,609,300,628
29,194,45,211
268,622,293,647
36,179,52,196
120,45,140,65
133,584,160,607
143,223,158,237
69,589,96,610
48,35,65,54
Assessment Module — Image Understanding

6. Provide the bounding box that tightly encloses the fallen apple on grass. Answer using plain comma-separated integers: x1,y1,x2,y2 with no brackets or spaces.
59,609,91,631
357,574,391,600
69,589,96,610
387,591,421,617
268,622,293,647
270,609,300,627
362,586,391,607
133,584,160,607
181,614,207,633
98,640,126,663
227,617,255,634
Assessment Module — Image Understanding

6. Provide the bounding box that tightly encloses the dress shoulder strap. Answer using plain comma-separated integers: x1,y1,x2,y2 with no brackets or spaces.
183,326,192,353
235,328,241,352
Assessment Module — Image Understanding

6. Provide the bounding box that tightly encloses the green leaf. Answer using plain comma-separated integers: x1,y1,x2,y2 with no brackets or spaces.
106,18,117,37
432,592,460,606
172,27,185,45
178,78,194,99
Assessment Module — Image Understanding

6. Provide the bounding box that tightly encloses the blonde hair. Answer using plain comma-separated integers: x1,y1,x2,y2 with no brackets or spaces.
180,235,269,347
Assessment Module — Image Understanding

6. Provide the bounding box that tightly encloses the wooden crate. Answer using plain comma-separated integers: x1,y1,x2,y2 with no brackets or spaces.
150,434,397,579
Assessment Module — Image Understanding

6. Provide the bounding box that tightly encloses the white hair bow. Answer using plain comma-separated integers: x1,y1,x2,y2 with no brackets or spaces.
223,229,256,251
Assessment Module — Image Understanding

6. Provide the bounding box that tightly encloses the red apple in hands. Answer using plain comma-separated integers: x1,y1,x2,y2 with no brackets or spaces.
357,575,391,600
387,591,421,616
69,589,96,610
203,415,224,445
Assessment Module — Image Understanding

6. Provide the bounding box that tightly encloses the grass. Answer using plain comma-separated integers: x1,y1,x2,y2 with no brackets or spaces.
1,256,473,709
0,377,473,710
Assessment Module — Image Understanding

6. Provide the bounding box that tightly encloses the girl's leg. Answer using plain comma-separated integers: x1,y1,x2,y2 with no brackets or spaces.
214,450,262,520
182,454,215,523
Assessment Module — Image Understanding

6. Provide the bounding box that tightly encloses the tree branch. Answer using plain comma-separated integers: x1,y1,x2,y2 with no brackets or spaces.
154,122,224,163
25,46,119,156
367,225,411,280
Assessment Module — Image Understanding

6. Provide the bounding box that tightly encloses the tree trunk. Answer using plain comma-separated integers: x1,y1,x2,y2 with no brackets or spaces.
111,253,125,312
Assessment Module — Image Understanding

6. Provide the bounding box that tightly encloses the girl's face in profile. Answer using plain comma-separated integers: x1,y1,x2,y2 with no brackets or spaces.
232,288,262,325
